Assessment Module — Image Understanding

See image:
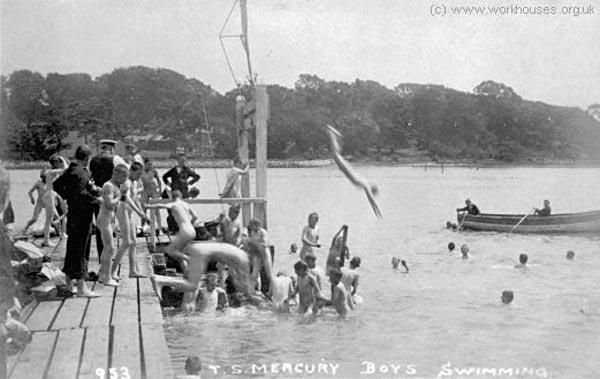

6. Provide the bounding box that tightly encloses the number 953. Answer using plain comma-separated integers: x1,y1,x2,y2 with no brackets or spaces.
95,367,131,379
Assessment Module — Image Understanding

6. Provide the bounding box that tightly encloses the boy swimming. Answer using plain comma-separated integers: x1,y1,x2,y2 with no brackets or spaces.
340,256,361,298
514,253,528,268
268,271,295,313
287,260,326,315
244,218,273,293
324,268,353,316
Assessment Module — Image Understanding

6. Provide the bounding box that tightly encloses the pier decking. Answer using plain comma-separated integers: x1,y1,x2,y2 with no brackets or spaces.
7,239,173,379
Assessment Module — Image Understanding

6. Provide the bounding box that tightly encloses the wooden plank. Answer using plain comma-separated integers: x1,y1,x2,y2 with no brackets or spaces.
7,350,22,377
26,301,62,331
9,331,57,379
138,278,163,325
81,287,115,328
79,327,109,379
46,328,85,379
111,278,139,326
112,324,142,379
51,297,89,330
136,253,153,277
141,323,173,379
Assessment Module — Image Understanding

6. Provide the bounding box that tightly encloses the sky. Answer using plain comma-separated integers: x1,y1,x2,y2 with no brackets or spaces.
1,0,599,108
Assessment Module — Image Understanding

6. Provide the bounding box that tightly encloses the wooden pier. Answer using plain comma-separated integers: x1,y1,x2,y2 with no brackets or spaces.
7,239,173,379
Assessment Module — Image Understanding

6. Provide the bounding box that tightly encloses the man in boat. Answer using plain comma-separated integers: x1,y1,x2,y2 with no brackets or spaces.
534,199,551,216
456,198,480,215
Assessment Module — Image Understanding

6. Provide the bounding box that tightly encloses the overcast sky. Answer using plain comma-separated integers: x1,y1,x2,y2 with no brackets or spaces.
1,0,599,108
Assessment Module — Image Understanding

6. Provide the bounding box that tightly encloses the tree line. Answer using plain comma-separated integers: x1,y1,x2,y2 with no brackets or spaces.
1,66,599,162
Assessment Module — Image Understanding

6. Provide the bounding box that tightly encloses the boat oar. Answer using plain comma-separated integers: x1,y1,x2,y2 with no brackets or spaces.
509,208,535,233
456,212,467,231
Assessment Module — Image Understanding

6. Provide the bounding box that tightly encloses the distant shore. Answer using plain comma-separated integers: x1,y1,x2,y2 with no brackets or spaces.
3,157,600,170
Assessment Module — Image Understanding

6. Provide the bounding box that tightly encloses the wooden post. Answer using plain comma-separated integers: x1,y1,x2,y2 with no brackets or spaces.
254,84,268,227
236,95,252,226
149,209,156,251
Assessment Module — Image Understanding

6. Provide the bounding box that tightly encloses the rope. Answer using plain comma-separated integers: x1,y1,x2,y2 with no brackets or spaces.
219,0,243,92
198,92,225,212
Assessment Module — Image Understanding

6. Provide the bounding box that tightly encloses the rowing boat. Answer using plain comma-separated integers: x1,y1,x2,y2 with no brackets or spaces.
457,210,600,233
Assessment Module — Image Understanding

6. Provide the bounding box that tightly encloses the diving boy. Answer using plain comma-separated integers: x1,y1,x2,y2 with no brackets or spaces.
146,189,198,269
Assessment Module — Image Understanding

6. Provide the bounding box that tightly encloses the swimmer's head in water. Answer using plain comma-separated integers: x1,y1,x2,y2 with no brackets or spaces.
294,260,308,276
566,250,575,260
501,290,514,304
391,257,400,268
370,184,379,196
184,356,202,375
305,253,317,268
172,190,183,199
350,256,361,268
448,242,456,251
460,244,469,254
519,253,528,264
188,186,200,199
205,273,218,292
247,218,262,231
329,268,342,284
290,243,298,252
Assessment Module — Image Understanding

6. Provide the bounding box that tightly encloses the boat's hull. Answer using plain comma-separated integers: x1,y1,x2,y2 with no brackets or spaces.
457,211,600,233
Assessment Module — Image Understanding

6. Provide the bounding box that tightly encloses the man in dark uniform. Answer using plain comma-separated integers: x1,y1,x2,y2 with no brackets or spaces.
89,139,126,256
162,153,200,199
456,198,481,215
534,199,551,216
53,145,101,297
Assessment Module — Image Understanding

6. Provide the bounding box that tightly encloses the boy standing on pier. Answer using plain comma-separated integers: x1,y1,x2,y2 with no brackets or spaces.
98,165,146,286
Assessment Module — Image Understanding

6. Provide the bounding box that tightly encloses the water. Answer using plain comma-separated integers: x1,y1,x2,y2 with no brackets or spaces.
6,166,600,378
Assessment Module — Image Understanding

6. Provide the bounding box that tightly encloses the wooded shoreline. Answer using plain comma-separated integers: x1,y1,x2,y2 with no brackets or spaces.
3,157,600,170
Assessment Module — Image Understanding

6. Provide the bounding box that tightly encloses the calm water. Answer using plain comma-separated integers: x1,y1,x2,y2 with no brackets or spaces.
6,166,600,378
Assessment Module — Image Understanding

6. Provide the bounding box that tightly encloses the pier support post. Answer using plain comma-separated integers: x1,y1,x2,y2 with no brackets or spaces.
236,95,252,226
254,84,268,228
